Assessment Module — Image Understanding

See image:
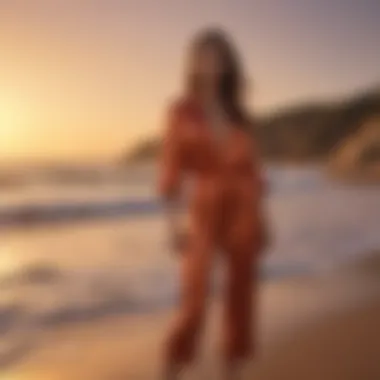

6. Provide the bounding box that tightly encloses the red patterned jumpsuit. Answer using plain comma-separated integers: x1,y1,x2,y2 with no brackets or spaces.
158,98,266,365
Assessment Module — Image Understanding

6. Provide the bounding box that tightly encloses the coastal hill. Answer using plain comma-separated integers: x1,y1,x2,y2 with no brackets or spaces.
124,87,380,179
255,87,380,162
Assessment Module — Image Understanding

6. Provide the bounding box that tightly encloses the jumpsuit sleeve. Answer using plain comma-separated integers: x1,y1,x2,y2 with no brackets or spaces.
157,103,185,200
251,137,267,197
251,135,271,251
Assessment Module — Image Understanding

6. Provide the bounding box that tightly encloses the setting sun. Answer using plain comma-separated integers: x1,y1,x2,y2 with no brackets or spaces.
0,95,31,159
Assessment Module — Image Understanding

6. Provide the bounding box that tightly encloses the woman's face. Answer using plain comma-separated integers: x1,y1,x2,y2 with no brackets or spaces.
193,44,224,83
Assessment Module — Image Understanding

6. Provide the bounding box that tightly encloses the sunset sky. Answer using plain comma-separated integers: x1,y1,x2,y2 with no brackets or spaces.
0,0,379,163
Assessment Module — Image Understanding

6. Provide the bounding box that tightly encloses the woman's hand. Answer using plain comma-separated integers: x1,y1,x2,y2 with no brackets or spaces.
164,198,190,256
259,218,271,253
170,227,189,255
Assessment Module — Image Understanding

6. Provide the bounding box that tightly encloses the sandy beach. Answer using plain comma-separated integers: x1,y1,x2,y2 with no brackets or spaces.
2,253,379,380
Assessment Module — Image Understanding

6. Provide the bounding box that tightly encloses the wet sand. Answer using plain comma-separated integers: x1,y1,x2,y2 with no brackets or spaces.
2,253,380,380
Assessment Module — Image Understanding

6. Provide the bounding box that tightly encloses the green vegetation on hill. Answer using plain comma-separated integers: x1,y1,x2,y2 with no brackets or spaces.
124,87,380,164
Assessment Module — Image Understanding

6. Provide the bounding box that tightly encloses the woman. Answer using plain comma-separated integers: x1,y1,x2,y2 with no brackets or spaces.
158,28,267,380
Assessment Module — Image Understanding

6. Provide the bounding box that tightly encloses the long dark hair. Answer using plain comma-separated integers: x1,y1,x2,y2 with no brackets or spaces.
186,28,250,128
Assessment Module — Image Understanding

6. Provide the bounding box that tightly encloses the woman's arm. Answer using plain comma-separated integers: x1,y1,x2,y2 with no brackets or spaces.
250,133,271,251
158,103,183,199
158,102,187,252
250,135,267,197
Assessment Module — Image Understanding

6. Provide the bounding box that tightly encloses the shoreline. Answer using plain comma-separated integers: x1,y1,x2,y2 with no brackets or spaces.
2,252,380,379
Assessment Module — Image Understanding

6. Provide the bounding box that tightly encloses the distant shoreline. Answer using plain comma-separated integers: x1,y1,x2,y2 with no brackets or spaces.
1,163,379,229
